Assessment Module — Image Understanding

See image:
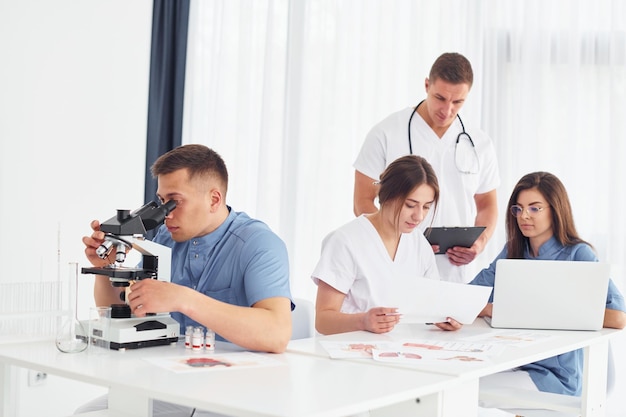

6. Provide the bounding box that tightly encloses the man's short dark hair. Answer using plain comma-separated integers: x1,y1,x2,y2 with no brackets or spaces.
151,144,229,192
429,52,473,87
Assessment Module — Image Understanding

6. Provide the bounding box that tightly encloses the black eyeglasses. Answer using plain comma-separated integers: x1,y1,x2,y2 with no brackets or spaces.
510,205,545,217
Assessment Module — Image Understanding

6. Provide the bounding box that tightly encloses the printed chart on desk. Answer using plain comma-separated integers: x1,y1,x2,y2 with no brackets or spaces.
320,330,557,365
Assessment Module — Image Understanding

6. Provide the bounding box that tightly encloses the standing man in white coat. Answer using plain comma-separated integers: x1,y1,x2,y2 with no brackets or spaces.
353,52,500,283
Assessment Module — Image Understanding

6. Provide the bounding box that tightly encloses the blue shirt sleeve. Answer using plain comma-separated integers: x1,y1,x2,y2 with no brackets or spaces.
238,227,292,307
468,246,508,303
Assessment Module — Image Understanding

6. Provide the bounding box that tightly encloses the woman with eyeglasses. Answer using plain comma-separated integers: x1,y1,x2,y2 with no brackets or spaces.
470,171,626,416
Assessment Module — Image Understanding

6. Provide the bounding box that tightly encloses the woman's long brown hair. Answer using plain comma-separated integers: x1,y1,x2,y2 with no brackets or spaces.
506,171,590,258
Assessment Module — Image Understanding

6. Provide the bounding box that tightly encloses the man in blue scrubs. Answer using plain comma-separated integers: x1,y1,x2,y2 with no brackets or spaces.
83,144,293,354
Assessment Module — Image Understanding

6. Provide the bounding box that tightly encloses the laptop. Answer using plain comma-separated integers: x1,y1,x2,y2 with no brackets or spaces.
485,259,610,331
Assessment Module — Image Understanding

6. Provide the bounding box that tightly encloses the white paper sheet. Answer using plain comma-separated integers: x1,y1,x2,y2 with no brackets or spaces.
385,278,492,324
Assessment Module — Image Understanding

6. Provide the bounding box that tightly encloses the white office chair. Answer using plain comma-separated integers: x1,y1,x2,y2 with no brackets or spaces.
479,341,615,416
291,297,315,340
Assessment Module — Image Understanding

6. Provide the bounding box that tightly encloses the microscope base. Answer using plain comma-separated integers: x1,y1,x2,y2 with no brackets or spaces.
83,314,180,350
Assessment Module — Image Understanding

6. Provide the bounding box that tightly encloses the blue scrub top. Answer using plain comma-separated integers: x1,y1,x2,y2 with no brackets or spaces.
152,207,293,342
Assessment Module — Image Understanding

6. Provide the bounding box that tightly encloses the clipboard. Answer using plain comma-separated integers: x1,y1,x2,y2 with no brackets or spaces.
424,226,486,253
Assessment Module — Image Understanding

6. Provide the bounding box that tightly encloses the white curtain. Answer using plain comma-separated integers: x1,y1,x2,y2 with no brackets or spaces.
182,0,626,301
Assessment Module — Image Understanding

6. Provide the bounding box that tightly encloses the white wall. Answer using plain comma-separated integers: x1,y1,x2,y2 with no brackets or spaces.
0,0,153,415
0,0,152,310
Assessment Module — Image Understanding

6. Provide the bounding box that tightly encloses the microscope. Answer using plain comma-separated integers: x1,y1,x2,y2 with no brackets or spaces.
81,200,181,350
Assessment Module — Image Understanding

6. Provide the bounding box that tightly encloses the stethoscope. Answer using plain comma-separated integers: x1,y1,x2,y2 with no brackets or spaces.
408,100,480,174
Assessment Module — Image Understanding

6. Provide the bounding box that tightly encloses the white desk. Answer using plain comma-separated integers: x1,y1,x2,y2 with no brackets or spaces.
1,321,619,417
288,320,621,417
0,339,466,417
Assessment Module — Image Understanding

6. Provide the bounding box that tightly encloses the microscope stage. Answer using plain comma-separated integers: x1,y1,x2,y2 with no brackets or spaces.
81,266,155,280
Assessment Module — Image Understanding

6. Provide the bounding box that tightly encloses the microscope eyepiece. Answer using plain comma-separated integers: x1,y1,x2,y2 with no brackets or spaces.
161,199,177,212
116,209,131,223
141,200,177,231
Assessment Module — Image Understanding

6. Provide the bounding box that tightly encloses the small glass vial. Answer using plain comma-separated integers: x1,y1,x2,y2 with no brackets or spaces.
191,326,204,351
184,325,193,349
204,328,215,352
